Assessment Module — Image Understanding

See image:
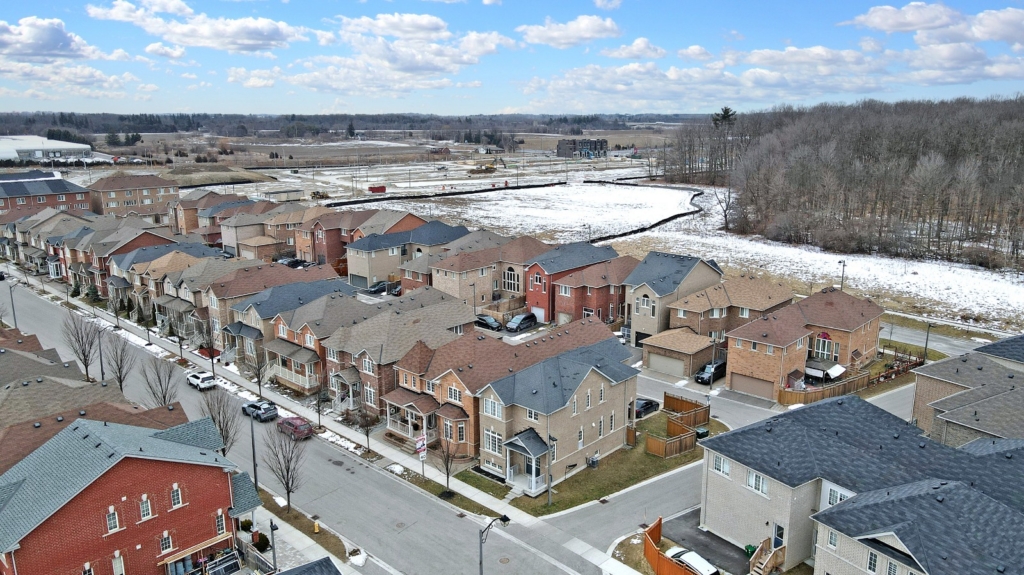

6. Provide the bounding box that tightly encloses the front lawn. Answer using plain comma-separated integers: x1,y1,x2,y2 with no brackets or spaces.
512,416,729,516
455,468,512,500
878,338,948,362
257,488,349,562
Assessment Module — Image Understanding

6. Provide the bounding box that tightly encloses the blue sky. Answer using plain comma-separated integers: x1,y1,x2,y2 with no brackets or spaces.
2,1,1024,114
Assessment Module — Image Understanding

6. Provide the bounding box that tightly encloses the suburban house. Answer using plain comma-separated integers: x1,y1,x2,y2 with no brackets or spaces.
640,330,717,378
402,229,511,293
192,199,284,248
667,275,794,341
346,220,468,289
0,170,91,214
974,333,1024,371
551,255,639,324
200,263,339,350
154,258,253,339
911,352,1024,446
0,348,117,427
349,209,426,241
387,318,617,460
63,224,181,297
699,395,1024,575
87,174,179,223
479,337,638,495
0,419,261,575
525,242,619,324
259,206,335,255
427,233,539,301
105,243,222,308
724,288,884,402
223,278,357,366
296,209,377,265
623,252,724,346
135,250,225,323
20,210,94,277
323,298,476,413
169,190,246,235
219,207,300,259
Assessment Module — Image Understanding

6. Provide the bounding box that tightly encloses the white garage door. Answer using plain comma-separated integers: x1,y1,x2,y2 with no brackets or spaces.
531,306,546,323
240,248,255,259
648,352,686,378
730,373,774,400
557,312,572,325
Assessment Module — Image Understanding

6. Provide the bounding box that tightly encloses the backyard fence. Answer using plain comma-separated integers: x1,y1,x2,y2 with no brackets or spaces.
643,393,708,459
778,371,871,405
645,430,696,458
643,517,700,575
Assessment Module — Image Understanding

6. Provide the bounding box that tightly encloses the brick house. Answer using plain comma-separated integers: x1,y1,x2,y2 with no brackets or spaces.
525,242,618,324
667,275,794,342
219,210,287,258
106,243,224,319
347,221,466,289
427,234,543,301
349,209,425,242
724,288,884,402
297,209,377,266
0,170,91,215
80,227,180,297
88,175,179,224
622,252,724,346
154,259,252,339
388,319,616,459
478,337,637,496
169,190,246,235
641,329,717,378
0,418,260,575
551,255,639,324
699,395,1024,574
323,298,476,415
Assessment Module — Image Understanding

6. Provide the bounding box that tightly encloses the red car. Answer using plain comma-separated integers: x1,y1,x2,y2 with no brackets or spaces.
276,417,315,440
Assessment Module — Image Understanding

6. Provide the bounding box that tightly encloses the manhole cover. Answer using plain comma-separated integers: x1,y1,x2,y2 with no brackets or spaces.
331,460,345,467
396,522,406,529
499,558,510,564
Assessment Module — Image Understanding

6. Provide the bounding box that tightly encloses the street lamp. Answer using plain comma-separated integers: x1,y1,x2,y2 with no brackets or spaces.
923,323,935,363
6,279,18,331
838,260,847,291
478,514,510,575
97,326,111,381
469,283,477,315
269,520,279,572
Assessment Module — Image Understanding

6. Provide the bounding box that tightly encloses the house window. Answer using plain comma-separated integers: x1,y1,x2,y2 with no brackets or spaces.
559,285,570,297
586,390,591,409
598,417,604,437
170,484,182,507
216,511,226,535
676,309,687,318
143,189,150,195
827,530,837,548
735,339,742,348
483,398,502,419
426,379,437,393
815,337,840,361
83,566,94,575
479,267,486,277
651,304,656,318
106,509,119,532
766,345,774,355
797,337,804,349
828,488,848,506
503,267,520,292
365,385,375,404
572,396,577,415
57,194,65,201
577,427,584,449
586,286,592,295
305,334,315,347
388,247,399,256
287,237,295,246
317,230,325,241
362,357,374,374
867,552,878,573
140,497,152,519
710,308,722,318
448,386,462,403
599,383,605,403
526,408,539,421
739,307,750,318
458,422,465,442
451,325,464,335
160,532,173,553
746,471,768,496
751,341,759,351
108,191,116,198
125,190,133,196
640,294,650,308
209,295,217,309
76,193,85,200
483,429,502,454
278,324,287,337
887,562,897,575
609,411,615,431
16,198,25,204
327,347,338,361
405,269,412,279
712,454,730,476
246,339,256,356
444,420,453,440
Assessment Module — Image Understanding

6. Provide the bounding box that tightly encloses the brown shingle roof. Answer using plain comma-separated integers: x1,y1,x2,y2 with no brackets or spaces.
642,329,716,355
794,288,884,331
208,263,339,299
670,276,794,313
300,209,377,232
325,300,475,364
554,256,640,288
727,304,812,347
0,329,43,354
495,236,550,265
88,174,177,192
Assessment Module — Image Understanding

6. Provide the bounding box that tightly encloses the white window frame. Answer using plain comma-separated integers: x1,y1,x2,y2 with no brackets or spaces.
484,429,502,454
676,309,687,318
209,295,217,309
599,383,605,403
867,552,878,573
827,530,837,548
609,411,615,431
452,325,464,335
140,497,152,520
739,307,750,318
766,344,774,355
305,333,315,347
170,485,182,508
572,396,578,415
246,339,257,356
526,408,539,421
483,398,503,419
365,385,375,405
160,532,173,554
216,511,225,535
443,420,453,440
447,386,463,404
326,347,338,361
887,561,897,575
746,470,768,496
558,285,570,297
426,379,437,393
106,509,119,532
828,488,848,506
712,454,731,477
586,390,592,409
598,417,604,438
389,247,399,256
577,427,584,449
458,422,465,442
278,324,287,337
362,357,374,374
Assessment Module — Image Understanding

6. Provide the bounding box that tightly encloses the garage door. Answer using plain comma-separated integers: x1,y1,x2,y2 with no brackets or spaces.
240,248,255,259
350,275,368,289
648,352,686,378
531,306,546,323
730,373,774,400
557,312,572,325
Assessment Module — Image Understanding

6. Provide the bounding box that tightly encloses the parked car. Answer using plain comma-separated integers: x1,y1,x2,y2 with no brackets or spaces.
365,281,389,294
0,271,5,281
241,400,278,422
475,314,502,331
694,359,727,385
389,285,402,296
632,398,660,419
276,257,297,267
286,259,308,269
505,312,537,333
186,371,216,391
277,417,315,440
664,547,719,575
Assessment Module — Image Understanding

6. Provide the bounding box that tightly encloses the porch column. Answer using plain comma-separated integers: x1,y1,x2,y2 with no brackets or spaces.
529,455,536,491
505,448,512,481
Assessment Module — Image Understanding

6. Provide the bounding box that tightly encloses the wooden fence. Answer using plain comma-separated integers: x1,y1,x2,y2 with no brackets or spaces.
645,430,696,458
777,371,870,405
644,392,707,459
643,517,700,575
869,349,925,386
626,425,638,447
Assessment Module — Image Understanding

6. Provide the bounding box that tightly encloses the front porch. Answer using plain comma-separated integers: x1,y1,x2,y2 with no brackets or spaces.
503,428,551,497
382,386,440,445
264,337,320,392
329,367,362,412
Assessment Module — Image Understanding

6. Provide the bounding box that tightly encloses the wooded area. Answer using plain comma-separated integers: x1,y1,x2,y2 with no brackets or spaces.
668,97,1024,270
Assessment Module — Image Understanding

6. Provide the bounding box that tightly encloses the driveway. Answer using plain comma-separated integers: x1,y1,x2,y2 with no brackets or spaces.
660,509,750,575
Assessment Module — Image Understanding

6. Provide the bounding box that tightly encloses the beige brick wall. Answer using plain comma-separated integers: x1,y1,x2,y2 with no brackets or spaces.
812,525,917,575
643,344,715,377
940,420,997,447
433,266,495,305
912,374,969,435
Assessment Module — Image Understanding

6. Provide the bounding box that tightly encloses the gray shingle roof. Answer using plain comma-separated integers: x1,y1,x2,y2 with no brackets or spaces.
0,418,234,553
527,242,618,275
623,251,719,296
976,334,1024,365
277,557,343,575
109,242,223,271
196,199,254,218
486,338,636,414
505,427,549,458
0,178,87,199
229,472,261,517
347,220,469,252
959,437,1024,456
230,279,357,317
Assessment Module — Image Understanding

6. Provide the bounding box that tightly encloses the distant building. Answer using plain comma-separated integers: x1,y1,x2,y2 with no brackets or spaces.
556,139,608,159
0,135,92,163
0,170,91,214
88,174,179,224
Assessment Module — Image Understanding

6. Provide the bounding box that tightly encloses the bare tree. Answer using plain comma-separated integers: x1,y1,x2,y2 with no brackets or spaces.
356,404,379,455
432,435,460,493
103,331,138,393
142,356,180,408
201,388,242,455
312,368,331,429
191,318,218,378
261,428,307,511
238,342,271,398
0,301,8,329
62,313,101,381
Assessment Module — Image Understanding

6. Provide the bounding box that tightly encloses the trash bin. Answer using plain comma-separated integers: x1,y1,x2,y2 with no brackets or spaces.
695,426,710,439
744,544,757,558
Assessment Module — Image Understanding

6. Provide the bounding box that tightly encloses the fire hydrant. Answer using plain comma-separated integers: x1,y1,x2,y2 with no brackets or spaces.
314,521,320,534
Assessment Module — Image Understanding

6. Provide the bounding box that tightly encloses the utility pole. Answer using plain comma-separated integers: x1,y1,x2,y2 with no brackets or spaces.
838,260,847,291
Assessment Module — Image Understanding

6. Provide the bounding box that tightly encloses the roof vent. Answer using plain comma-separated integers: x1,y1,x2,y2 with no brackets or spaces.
80,410,86,416
837,399,844,405
1006,453,1013,459
893,433,899,439
33,422,40,428
509,368,513,372
56,416,64,422
101,382,107,387
762,333,768,338
168,405,174,411
1009,374,1015,379
919,442,926,448
22,381,28,386
532,389,538,394
468,364,473,369
935,495,944,503
978,366,983,370
962,356,968,362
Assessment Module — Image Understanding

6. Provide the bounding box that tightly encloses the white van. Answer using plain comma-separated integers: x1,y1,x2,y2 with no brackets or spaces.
664,547,720,575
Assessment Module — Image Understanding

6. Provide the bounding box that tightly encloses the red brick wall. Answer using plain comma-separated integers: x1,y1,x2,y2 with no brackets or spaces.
553,284,624,323
312,226,345,265
401,273,430,292
0,193,85,213
5,458,233,575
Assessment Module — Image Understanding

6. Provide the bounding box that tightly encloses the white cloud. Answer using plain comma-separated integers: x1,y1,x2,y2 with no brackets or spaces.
601,37,665,59
482,0,501,4
846,2,962,32
145,41,185,58
137,83,159,91
227,66,280,88
594,0,622,9
678,45,713,61
341,13,451,41
180,72,197,78
456,80,482,88
859,37,884,52
0,16,112,62
87,0,316,53
516,15,620,49
186,81,211,90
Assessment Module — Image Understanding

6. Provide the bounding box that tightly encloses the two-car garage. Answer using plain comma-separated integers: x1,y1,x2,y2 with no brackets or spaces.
729,373,774,400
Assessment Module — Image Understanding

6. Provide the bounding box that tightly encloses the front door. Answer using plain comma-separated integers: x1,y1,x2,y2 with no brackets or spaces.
773,523,785,549
112,556,125,575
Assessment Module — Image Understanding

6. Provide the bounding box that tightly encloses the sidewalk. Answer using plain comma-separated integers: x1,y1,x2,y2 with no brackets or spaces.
32,276,640,575
251,508,359,575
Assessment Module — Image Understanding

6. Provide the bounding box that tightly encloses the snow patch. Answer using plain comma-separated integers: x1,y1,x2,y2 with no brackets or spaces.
385,464,405,476
321,430,366,456
971,337,993,344
273,496,287,507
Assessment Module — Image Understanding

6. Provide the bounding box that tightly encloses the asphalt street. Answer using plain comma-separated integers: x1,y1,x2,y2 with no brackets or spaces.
880,322,980,357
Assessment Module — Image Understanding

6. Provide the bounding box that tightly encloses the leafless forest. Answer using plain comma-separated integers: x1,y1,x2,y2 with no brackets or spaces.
669,97,1024,270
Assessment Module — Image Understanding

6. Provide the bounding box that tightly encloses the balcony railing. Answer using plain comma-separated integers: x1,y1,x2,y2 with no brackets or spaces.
270,364,313,390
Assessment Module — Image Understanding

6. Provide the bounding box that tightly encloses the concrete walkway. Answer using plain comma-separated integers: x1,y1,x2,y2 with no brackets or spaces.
251,507,361,574
31,277,639,575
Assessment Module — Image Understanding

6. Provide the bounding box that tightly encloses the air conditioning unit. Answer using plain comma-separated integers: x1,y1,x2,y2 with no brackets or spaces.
587,457,599,469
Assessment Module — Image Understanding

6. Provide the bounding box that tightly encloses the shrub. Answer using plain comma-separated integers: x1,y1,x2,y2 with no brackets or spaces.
961,247,1006,270
240,519,253,532
86,284,99,302
70,282,81,298
252,532,270,553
